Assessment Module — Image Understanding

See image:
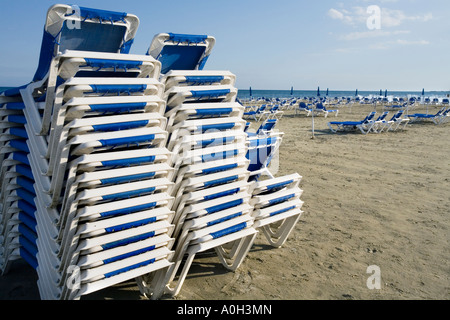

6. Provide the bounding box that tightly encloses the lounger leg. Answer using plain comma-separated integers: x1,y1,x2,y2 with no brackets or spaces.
136,266,171,300
261,214,301,248
215,233,257,271
163,252,197,298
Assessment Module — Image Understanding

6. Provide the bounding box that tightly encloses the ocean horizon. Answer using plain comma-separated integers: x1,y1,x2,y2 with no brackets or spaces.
237,89,449,100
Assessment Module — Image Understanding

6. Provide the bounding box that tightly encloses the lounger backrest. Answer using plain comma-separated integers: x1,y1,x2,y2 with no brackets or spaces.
362,112,376,123
147,33,216,74
256,119,277,134
33,4,139,82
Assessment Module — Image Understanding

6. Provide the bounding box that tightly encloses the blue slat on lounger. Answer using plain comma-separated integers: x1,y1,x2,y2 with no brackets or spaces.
100,202,157,218
205,199,244,215
210,222,247,239
103,245,156,265
12,151,30,165
201,163,238,175
101,231,156,251
207,212,242,227
88,84,146,95
100,172,156,185
92,120,150,132
99,134,156,147
89,102,148,113
105,217,157,233
190,89,230,99
203,188,240,201
83,58,142,71
104,258,156,279
183,76,224,85
101,187,156,201
203,175,239,188
101,156,156,168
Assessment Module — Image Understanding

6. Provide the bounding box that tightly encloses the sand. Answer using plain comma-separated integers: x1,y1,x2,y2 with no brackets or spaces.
0,102,448,300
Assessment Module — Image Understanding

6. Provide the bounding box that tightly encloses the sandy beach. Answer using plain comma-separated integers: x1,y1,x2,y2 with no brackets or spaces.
0,101,448,300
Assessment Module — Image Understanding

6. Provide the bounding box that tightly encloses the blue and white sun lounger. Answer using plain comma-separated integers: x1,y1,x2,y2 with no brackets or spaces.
134,32,263,300
407,107,447,125
244,104,270,121
313,103,339,118
248,173,303,247
328,112,376,134
295,102,312,116
161,70,236,91
379,110,409,132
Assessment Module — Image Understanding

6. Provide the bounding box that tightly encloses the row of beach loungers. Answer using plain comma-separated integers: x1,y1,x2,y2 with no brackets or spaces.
243,95,449,121
328,107,449,134
0,4,303,300
244,99,448,135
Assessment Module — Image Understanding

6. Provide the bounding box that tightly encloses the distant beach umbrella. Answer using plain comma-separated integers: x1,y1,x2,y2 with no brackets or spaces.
355,89,358,96
422,88,425,96
379,89,382,96
317,86,320,97
249,86,252,97
385,89,387,97
290,86,293,95
326,88,329,96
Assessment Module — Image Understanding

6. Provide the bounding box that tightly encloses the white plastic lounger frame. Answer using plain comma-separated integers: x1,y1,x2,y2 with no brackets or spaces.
379,110,409,132
165,102,244,129
171,167,250,215
170,142,248,172
161,70,236,91
49,148,173,211
172,191,253,241
171,180,252,233
146,216,257,299
47,114,167,175
172,156,250,186
249,173,304,247
165,85,238,109
167,117,247,150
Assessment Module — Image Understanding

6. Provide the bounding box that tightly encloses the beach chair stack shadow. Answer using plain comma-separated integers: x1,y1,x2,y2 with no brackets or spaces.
0,5,305,300
0,5,177,300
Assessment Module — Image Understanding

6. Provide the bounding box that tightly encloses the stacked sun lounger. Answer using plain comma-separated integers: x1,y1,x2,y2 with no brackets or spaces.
0,5,177,300
249,173,303,248
135,33,259,299
0,6,306,301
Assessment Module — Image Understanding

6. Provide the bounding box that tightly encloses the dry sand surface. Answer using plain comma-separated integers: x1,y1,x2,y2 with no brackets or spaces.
0,102,448,300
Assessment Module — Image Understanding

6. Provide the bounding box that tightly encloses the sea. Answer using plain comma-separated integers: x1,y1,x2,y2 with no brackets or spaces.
237,89,449,100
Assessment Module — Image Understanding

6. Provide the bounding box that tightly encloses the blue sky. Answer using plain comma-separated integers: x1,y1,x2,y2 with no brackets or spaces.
0,0,448,91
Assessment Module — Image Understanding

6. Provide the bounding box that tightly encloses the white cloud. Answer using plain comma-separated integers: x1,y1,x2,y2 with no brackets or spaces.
328,8,344,20
327,8,354,24
340,29,410,41
369,39,430,50
327,6,434,29
395,39,430,45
